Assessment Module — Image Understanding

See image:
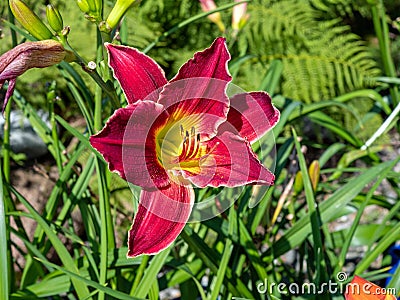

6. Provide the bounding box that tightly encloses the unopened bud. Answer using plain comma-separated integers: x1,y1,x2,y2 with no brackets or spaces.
9,0,53,40
199,0,225,33
232,0,249,31
308,160,320,192
46,4,64,33
293,171,304,195
106,0,136,30
76,0,90,13
76,0,102,22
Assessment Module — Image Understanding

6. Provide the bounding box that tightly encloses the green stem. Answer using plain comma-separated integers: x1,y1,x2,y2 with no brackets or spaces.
95,23,115,300
63,40,120,109
0,160,9,300
95,159,109,300
2,100,12,184
7,4,17,46
48,96,62,171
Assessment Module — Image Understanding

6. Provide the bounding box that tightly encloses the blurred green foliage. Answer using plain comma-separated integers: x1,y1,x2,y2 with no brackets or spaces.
0,0,399,299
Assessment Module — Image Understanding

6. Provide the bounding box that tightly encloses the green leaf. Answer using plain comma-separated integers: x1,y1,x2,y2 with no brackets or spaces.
0,166,9,300
263,158,399,260
292,128,326,283
35,258,144,300
181,226,253,298
10,187,91,299
209,207,235,300
133,248,171,298
355,224,400,274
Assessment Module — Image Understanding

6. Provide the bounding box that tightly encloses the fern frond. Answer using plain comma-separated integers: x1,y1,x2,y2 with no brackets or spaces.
237,0,380,102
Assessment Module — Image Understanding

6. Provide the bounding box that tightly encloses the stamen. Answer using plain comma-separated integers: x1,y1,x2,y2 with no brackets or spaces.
186,130,195,158
178,126,203,161
180,124,184,137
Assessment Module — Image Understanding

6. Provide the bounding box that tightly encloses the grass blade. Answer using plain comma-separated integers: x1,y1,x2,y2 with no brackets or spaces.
209,207,235,300
10,187,91,299
263,158,399,259
292,128,326,284
35,258,144,300
133,248,171,298
0,165,9,300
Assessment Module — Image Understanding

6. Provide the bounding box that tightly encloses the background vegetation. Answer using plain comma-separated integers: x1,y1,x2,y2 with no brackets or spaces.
0,0,399,299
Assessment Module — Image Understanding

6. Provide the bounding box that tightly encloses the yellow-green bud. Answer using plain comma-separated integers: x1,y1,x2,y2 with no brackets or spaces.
76,0,90,13
308,160,320,192
9,0,53,40
84,0,103,21
93,0,103,15
293,171,304,195
106,0,136,30
85,0,97,13
46,4,64,33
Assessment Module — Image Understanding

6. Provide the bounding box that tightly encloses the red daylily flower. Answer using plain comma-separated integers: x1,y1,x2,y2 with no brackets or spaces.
345,276,397,300
90,37,280,257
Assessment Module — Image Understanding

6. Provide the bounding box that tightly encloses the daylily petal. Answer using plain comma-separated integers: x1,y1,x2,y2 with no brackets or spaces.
0,40,67,112
170,37,231,83
90,100,170,189
106,43,167,103
127,181,194,257
158,37,231,138
185,131,274,188
345,276,397,300
219,92,280,144
160,78,230,140
1,79,16,112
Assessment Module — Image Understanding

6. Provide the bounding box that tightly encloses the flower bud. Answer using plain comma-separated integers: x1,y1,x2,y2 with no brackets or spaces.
106,0,136,30
93,0,103,15
46,4,64,33
0,40,70,112
86,0,102,20
9,0,53,40
308,160,320,192
76,0,90,13
293,171,304,195
199,0,225,33
232,0,249,31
